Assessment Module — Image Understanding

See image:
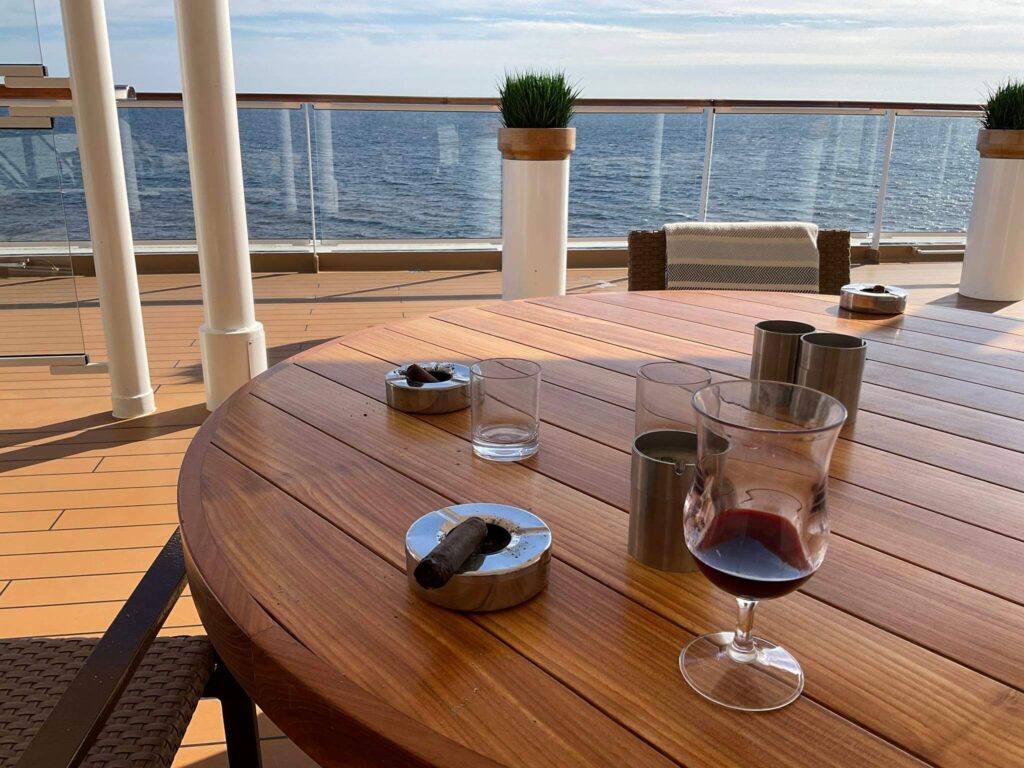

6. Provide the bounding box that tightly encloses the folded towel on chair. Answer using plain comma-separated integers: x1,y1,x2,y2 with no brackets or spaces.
665,221,819,291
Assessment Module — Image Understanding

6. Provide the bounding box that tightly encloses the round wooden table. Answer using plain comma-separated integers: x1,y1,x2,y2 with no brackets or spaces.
179,291,1024,767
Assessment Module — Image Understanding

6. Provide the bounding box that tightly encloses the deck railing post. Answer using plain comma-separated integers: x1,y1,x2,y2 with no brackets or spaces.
60,0,155,419
173,0,267,410
304,104,319,269
280,108,297,214
871,109,898,252
698,107,715,221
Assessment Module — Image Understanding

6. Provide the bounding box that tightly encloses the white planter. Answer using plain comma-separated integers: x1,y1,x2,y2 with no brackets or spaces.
961,129,1024,301
499,128,575,300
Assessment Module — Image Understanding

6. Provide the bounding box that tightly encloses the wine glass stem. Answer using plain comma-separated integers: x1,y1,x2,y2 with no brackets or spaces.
728,598,759,663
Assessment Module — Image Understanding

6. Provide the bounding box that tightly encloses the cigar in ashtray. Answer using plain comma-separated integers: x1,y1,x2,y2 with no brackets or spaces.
404,363,440,384
414,517,489,589
405,503,552,611
385,363,471,414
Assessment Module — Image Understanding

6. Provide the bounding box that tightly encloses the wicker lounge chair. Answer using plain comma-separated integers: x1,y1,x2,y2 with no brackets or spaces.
1,530,262,768
627,227,851,294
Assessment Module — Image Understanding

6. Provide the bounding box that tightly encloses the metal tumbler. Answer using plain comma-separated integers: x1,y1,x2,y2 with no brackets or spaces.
628,429,699,572
750,320,817,383
797,332,867,423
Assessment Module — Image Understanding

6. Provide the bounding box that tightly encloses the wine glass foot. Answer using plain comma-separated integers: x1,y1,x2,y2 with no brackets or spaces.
679,631,804,712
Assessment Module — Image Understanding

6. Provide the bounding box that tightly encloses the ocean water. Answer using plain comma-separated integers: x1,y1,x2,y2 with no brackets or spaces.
0,108,979,243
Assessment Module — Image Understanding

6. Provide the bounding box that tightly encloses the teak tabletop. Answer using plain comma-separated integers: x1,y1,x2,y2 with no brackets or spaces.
178,291,1024,768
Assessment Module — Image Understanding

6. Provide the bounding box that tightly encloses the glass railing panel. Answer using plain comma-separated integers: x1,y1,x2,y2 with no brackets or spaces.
49,106,317,243
312,109,501,240
569,112,705,236
0,124,86,357
707,113,887,231
46,110,192,241
882,116,979,232
238,107,313,241
0,0,44,65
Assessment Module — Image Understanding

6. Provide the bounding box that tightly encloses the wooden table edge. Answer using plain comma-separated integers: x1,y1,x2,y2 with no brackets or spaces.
177,364,502,768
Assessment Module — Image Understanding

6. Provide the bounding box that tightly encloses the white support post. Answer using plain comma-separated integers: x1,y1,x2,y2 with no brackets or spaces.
60,0,155,419
871,110,897,251
174,0,267,411
698,107,715,221
303,104,320,265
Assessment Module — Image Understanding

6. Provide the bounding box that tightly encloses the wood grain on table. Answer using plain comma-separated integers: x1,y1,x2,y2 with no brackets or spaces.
179,291,1024,767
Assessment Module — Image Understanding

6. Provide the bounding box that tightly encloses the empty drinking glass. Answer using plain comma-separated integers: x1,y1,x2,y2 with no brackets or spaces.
680,380,846,712
470,358,541,461
635,362,712,435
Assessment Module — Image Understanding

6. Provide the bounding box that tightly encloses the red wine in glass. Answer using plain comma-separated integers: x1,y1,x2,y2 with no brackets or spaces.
691,508,815,600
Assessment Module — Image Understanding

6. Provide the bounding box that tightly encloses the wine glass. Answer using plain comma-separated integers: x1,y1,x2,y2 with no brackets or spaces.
680,380,846,712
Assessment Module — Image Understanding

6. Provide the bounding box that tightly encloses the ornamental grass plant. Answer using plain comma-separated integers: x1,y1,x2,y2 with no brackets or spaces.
498,71,581,129
983,80,1024,130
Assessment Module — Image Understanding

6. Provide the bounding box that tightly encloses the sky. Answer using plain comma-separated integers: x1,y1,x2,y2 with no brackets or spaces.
3,0,1024,101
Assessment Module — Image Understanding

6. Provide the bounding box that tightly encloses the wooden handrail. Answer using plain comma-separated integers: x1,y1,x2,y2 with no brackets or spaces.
0,85,982,112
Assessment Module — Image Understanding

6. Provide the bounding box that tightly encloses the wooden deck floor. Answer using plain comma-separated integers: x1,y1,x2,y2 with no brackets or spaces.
0,262,1019,766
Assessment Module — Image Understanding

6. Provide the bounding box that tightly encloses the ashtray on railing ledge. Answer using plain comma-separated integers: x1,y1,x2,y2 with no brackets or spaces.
385,362,471,414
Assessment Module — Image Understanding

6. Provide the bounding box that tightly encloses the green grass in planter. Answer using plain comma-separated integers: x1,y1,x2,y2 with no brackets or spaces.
498,71,581,129
984,80,1024,130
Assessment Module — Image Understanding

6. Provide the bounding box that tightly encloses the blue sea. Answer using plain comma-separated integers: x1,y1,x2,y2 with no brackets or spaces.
0,108,980,243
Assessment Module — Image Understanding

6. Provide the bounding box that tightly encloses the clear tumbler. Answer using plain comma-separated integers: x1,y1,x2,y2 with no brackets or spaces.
635,362,712,435
470,358,541,461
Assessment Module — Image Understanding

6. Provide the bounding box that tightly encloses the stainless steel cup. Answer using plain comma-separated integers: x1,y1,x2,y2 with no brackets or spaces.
797,332,867,423
750,320,817,383
628,429,699,572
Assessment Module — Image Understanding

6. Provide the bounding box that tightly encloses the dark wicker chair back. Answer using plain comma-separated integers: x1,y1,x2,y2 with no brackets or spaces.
627,228,851,295
4,530,262,768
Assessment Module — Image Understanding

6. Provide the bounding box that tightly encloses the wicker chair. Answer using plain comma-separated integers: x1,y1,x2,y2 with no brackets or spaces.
627,228,851,295
0,530,262,768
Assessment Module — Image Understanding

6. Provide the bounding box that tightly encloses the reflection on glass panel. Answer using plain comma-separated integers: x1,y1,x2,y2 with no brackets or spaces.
570,112,705,236
707,114,886,231
0,0,43,64
0,126,85,356
51,111,193,240
111,108,193,240
0,253,85,356
46,107,315,241
0,127,69,240
313,109,501,239
883,117,979,232
238,108,313,240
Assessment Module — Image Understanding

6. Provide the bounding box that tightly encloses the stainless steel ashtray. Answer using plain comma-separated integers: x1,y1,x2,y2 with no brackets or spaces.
840,283,908,315
385,362,470,414
406,503,551,612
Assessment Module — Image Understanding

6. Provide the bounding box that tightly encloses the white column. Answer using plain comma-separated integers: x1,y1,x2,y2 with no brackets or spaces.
960,157,1024,300
501,158,570,299
60,0,155,419
174,0,267,410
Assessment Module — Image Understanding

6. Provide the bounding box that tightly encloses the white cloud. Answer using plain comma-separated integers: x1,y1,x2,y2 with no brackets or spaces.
10,0,1024,100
